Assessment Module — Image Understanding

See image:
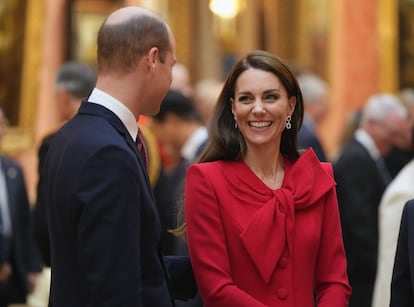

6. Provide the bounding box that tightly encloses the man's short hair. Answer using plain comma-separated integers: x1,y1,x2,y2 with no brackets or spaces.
56,62,96,99
97,13,171,74
297,73,328,105
361,94,407,124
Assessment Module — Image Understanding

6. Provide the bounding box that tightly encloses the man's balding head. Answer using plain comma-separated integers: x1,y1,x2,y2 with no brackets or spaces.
97,6,172,75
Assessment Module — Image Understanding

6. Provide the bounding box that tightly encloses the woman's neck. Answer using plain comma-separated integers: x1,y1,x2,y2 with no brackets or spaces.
244,148,284,190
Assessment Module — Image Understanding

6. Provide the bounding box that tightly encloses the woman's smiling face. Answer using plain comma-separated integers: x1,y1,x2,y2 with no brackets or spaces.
231,68,296,150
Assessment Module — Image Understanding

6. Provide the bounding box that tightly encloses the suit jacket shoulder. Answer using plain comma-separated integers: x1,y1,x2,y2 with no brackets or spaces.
390,199,414,306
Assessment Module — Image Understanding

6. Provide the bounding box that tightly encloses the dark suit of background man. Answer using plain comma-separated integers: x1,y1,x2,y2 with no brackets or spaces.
32,61,96,268
43,6,178,307
334,94,407,307
390,199,414,306
0,108,42,307
152,89,208,307
152,89,208,255
296,73,329,162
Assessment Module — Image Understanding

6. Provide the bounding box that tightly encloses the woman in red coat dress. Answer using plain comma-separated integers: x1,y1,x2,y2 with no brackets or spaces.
184,50,351,306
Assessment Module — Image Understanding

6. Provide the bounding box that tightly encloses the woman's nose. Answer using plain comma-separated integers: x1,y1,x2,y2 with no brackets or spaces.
252,100,265,114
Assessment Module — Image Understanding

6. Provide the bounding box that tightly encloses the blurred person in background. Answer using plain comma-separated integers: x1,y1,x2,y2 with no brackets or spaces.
29,61,95,307
334,93,407,307
0,107,42,307
152,89,206,307
156,61,194,170
372,88,414,307
152,89,208,173
32,61,96,268
297,73,329,161
193,78,223,126
151,90,208,261
384,88,414,178
171,62,194,99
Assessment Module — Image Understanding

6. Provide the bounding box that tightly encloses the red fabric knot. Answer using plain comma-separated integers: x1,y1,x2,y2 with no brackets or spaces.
136,128,149,169
239,149,336,284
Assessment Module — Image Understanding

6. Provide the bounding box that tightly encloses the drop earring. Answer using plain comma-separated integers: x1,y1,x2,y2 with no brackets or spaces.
234,116,238,129
285,115,292,129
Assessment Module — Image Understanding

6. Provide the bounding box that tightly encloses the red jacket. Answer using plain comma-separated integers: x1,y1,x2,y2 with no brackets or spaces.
185,149,351,307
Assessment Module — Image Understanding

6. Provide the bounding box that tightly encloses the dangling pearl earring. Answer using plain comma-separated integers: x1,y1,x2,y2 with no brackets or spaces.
285,115,292,129
234,116,238,129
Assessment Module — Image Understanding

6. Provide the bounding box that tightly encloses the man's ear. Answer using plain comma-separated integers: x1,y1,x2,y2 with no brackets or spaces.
147,47,160,70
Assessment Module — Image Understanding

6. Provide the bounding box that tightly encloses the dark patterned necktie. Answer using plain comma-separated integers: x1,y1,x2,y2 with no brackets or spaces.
136,129,148,169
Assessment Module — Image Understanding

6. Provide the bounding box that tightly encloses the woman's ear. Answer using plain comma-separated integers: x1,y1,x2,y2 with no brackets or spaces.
230,97,235,114
288,96,296,115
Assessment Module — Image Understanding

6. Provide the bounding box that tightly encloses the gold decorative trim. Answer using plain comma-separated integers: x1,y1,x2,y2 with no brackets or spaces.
1,127,33,155
2,0,43,154
378,0,398,92
168,0,194,68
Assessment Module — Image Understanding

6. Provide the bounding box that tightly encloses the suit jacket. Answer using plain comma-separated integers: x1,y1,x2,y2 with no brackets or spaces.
44,101,174,307
297,118,327,162
334,138,387,307
390,199,414,306
153,133,209,307
0,156,41,300
384,147,414,179
32,133,54,266
185,149,351,307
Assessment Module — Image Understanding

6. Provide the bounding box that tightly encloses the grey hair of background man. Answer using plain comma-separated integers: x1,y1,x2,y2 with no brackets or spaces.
55,62,96,99
297,73,328,105
360,94,407,125
400,88,414,108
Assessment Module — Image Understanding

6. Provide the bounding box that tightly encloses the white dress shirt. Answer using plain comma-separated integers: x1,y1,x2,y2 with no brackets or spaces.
0,159,12,237
181,127,208,162
88,88,138,142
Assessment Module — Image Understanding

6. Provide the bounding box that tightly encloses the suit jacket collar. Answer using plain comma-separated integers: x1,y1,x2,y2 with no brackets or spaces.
79,100,132,141
77,101,151,193
355,128,381,160
88,88,138,141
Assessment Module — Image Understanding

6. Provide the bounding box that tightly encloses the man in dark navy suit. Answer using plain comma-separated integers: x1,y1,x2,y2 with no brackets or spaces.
334,94,407,307
297,73,329,162
0,108,41,307
152,89,208,257
43,6,182,307
152,90,208,307
33,61,96,268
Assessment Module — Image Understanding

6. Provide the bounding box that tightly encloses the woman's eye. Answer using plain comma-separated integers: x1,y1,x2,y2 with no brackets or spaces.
266,94,278,100
238,96,251,103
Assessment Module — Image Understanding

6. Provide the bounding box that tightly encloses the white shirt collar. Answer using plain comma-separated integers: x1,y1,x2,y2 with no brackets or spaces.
181,127,208,161
0,159,12,236
88,88,138,141
354,128,381,160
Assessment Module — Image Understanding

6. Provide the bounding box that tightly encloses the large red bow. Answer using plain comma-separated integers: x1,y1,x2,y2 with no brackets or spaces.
239,150,335,284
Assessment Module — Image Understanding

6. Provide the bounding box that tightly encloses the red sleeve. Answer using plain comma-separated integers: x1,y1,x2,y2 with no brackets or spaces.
315,163,352,306
185,164,267,307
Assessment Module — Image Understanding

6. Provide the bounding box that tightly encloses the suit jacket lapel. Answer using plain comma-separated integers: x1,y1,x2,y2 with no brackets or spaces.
77,101,156,203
